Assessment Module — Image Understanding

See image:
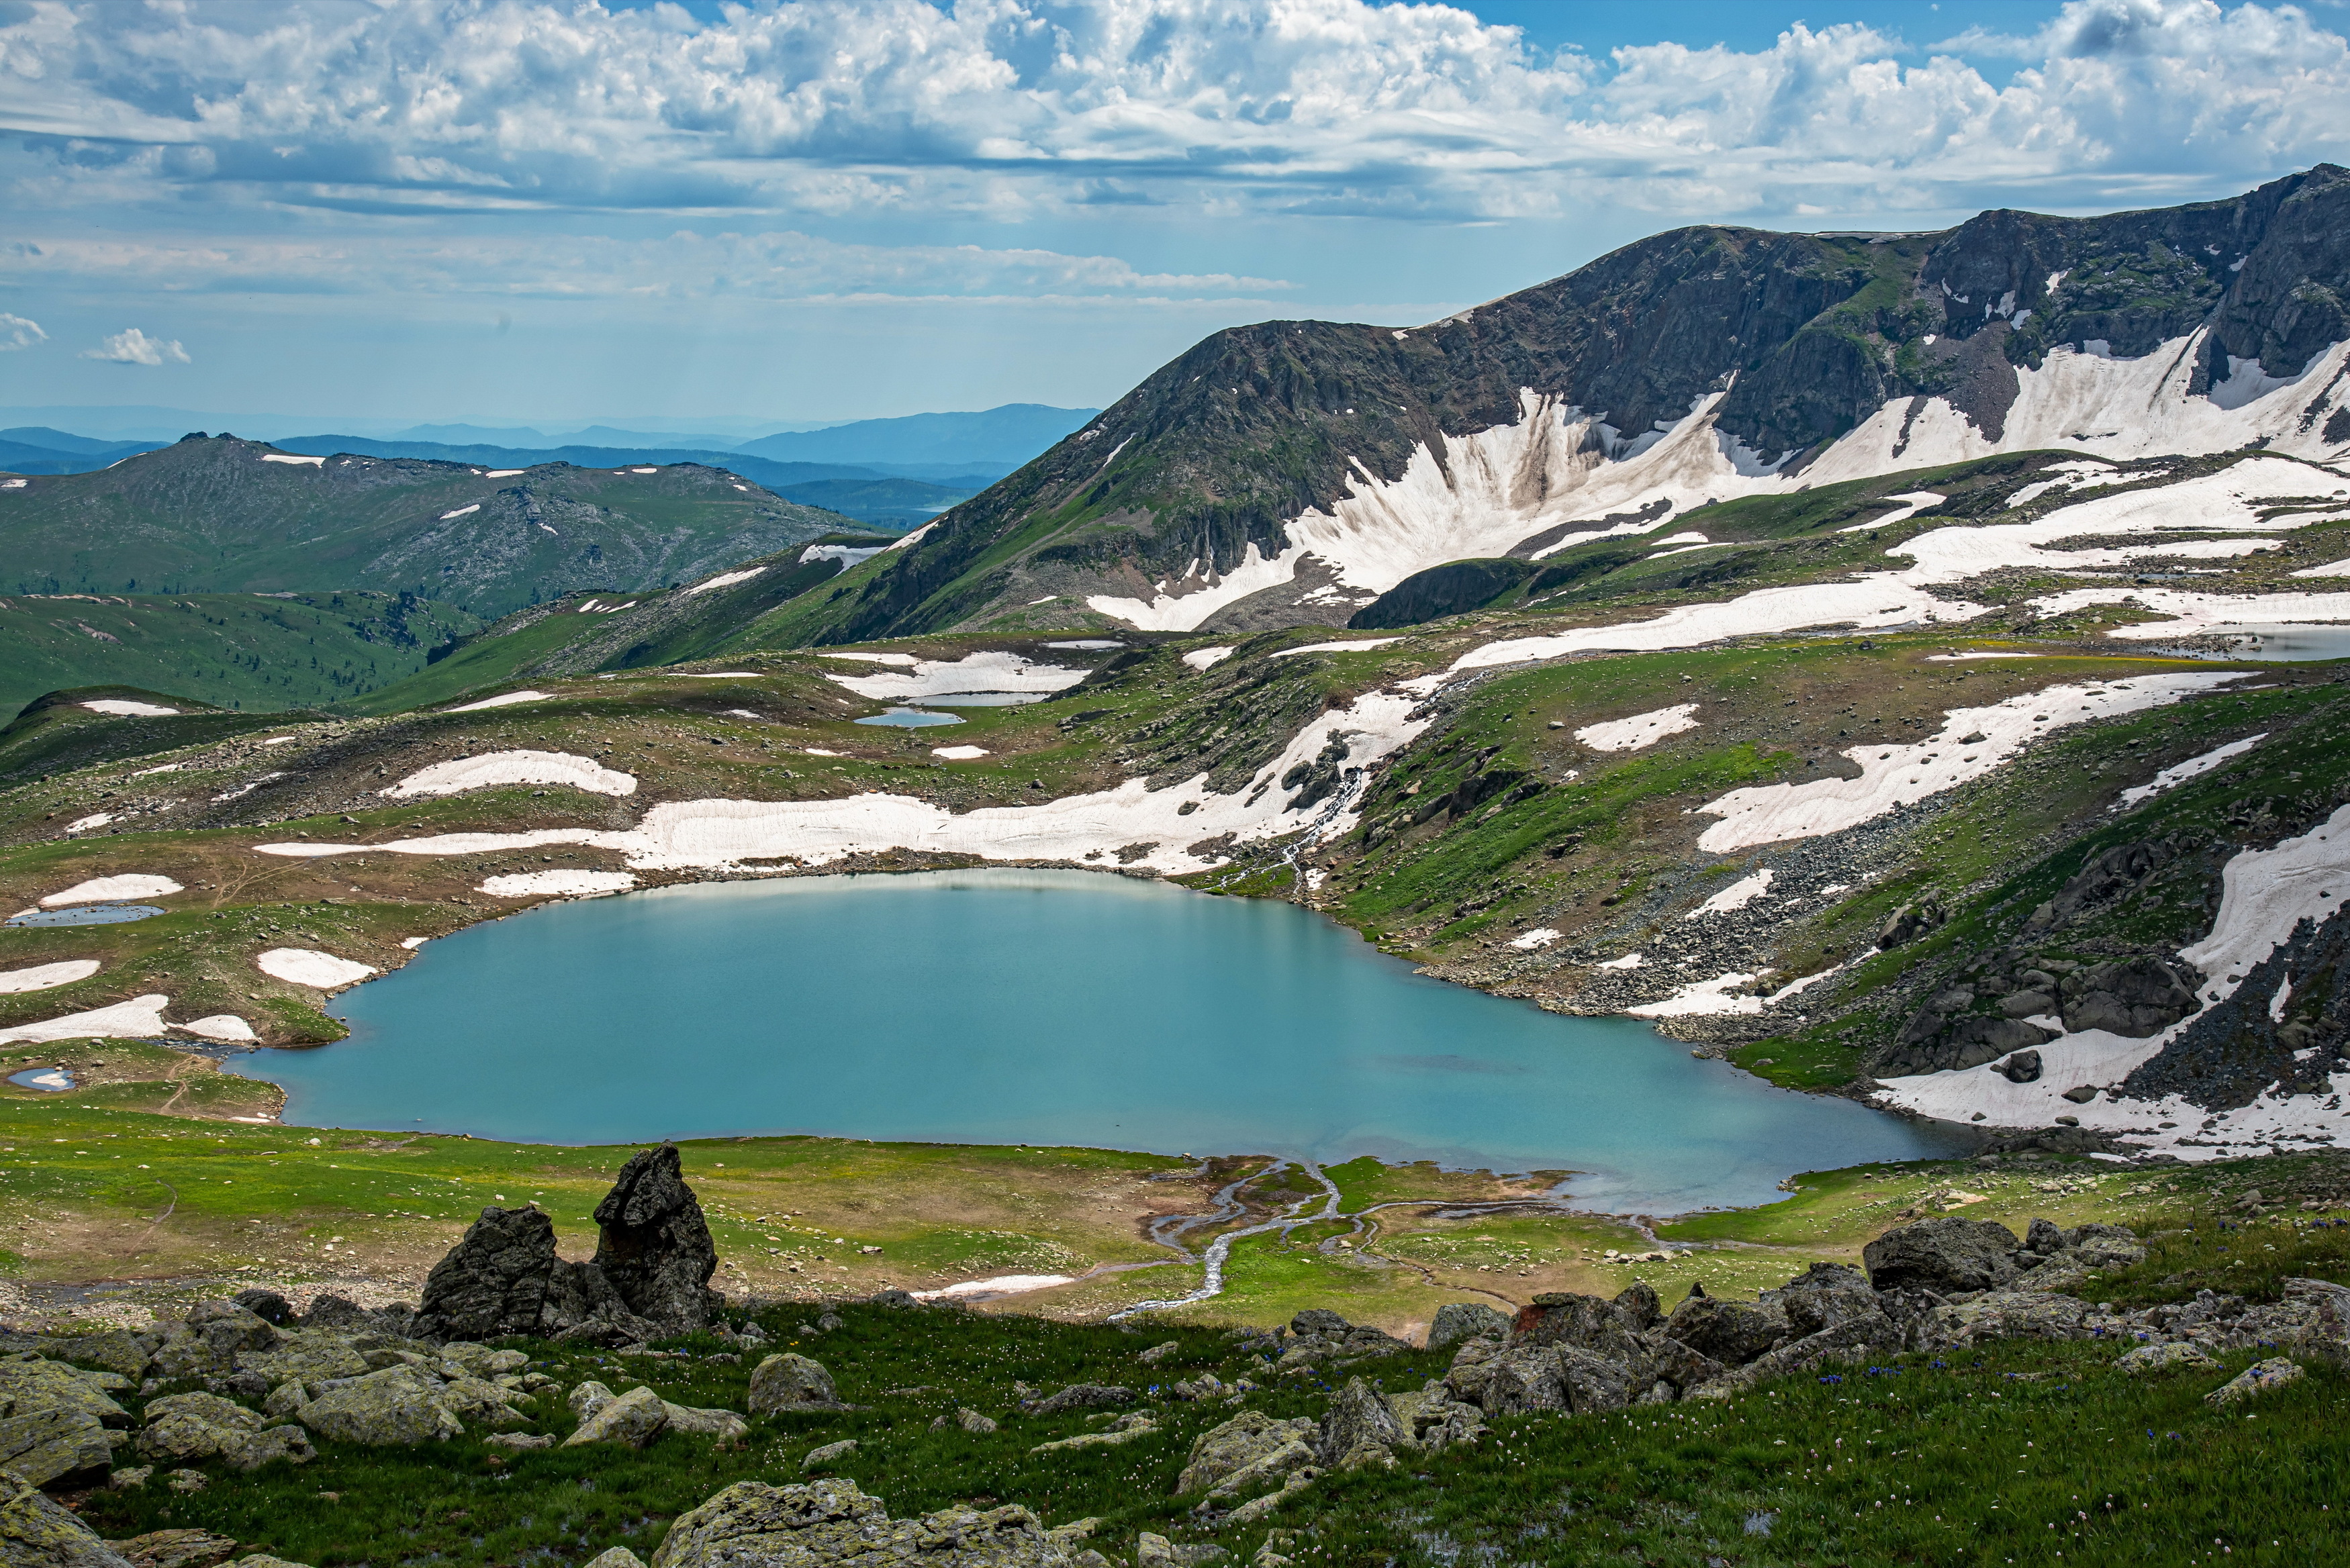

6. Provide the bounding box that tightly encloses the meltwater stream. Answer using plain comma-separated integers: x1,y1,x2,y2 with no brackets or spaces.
229,871,1965,1213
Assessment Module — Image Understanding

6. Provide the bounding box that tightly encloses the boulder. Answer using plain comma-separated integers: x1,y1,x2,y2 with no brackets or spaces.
649,1479,1068,1568
234,1332,369,1389
583,1553,648,1568
1995,1050,2043,1084
1662,1295,1787,1367
1318,1377,1407,1469
591,1146,723,1335
801,1439,857,1471
103,1530,238,1568
485,1431,556,1451
1425,1304,1509,1352
567,1381,617,1422
230,1291,295,1328
435,1376,530,1430
747,1354,844,1415
0,1357,126,1485
956,1409,998,1434
565,1385,667,1449
1861,1218,2021,1293
40,1334,153,1381
295,1366,463,1446
414,1207,561,1342
2061,957,2201,1037
1929,1291,2091,1345
659,1403,749,1444
136,1393,262,1463
151,1304,277,1383
2252,1277,2350,1365
1028,1386,1131,1416
1030,1415,1157,1455
2206,1357,2304,1406
1176,1411,1320,1496
0,1468,136,1568
2118,1341,2220,1374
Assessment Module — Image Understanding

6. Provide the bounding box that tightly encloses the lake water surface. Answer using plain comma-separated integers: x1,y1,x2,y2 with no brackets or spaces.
230,871,1965,1212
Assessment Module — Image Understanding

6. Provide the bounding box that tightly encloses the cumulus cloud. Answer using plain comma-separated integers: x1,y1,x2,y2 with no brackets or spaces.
0,313,43,352
81,328,191,366
0,0,2342,228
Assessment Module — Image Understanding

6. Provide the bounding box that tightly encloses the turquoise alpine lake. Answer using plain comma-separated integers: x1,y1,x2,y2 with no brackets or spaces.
229,870,1965,1212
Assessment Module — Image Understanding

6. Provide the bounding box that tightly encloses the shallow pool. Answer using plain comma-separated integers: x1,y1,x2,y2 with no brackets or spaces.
228,871,1963,1212
853,708,964,727
4,905,167,928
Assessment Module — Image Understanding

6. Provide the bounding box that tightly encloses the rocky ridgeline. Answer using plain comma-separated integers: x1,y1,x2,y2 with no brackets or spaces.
7,1161,2350,1568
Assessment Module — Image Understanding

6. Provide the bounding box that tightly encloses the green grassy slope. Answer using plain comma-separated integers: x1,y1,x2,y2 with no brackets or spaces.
0,590,479,716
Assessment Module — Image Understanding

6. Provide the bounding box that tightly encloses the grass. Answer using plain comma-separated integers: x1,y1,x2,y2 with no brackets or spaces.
52,1291,2350,1568
0,591,479,716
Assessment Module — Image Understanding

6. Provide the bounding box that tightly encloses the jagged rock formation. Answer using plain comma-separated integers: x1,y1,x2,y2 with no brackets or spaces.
590,1146,724,1334
412,1144,716,1345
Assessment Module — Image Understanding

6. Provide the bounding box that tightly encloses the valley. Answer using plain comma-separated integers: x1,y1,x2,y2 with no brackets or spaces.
5,165,2350,1568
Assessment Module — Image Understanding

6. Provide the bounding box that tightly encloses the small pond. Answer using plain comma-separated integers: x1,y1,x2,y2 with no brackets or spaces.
8,1067,73,1091
2153,623,2350,662
4,905,167,928
854,708,963,728
229,870,1964,1213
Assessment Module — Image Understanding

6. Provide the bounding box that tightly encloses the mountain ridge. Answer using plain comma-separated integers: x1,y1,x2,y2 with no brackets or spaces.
803,165,2350,643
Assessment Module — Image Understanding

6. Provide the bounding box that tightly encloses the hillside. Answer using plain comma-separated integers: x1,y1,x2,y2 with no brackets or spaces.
0,434,855,618
0,589,477,716
796,165,2350,643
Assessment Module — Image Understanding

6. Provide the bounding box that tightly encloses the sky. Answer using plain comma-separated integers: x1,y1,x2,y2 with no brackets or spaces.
2,0,2348,433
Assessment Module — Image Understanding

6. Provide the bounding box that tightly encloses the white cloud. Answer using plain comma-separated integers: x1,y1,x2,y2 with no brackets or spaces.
0,0,2341,230
80,327,191,366
0,313,42,351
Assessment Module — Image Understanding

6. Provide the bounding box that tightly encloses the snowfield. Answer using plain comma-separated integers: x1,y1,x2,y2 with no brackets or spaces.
820,651,1088,700
385,750,639,800
256,948,379,989
1694,672,2247,852
42,874,182,907
250,689,1431,879
1081,331,2350,632
1575,703,1700,752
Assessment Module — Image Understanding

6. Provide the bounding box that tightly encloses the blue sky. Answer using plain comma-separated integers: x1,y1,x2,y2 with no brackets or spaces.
2,0,2346,432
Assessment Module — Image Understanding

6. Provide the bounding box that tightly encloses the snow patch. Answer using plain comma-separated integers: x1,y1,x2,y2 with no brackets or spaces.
1688,868,1773,918
0,994,169,1045
1507,928,1561,950
1695,672,2245,852
1594,952,1644,969
439,503,481,520
932,745,990,761
447,689,554,712
822,651,1086,700
385,750,638,800
479,871,636,899
261,454,324,467
1628,973,1762,1018
256,948,377,989
818,651,918,666
42,874,181,907
1575,703,1699,752
681,568,763,597
81,699,179,718
912,1273,1075,1301
2118,734,2265,807
175,1015,255,1043
1272,638,1403,657
0,960,101,994
65,814,112,834
1182,646,1237,671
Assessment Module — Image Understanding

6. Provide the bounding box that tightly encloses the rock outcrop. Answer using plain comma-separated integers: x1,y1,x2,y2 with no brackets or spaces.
0,1466,134,1568
649,1479,1071,1568
592,1146,724,1335
747,1354,844,1415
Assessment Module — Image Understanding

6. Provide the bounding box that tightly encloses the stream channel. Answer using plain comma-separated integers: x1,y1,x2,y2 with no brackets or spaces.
226,869,1965,1214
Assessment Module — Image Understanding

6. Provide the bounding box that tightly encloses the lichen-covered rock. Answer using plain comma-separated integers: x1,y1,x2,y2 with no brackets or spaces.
2243,1277,2350,1367
2206,1357,2304,1405
414,1206,562,1342
1030,1415,1156,1455
2118,1341,2220,1374
1425,1304,1509,1353
1027,1386,1131,1416
747,1355,843,1414
1662,1295,1787,1367
1176,1411,1319,1496
234,1332,369,1389
955,1409,997,1434
0,1356,126,1488
0,1466,135,1568
1861,1219,2021,1294
565,1385,667,1449
592,1146,724,1335
436,1376,530,1430
661,1404,749,1444
150,1304,279,1383
38,1333,154,1381
1317,1378,1407,1469
567,1382,616,1422
0,1358,133,1429
485,1432,556,1451
136,1393,263,1463
295,1366,463,1446
105,1528,238,1568
649,1479,1070,1568
1931,1291,2090,1345
583,1552,648,1568
802,1439,858,1471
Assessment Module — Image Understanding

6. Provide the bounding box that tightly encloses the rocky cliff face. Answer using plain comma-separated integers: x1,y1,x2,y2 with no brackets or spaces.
811,166,2350,640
